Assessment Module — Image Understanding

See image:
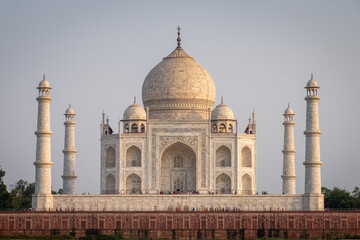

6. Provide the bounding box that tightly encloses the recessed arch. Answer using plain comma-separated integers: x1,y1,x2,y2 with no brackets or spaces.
126,173,141,194
160,142,196,193
219,123,226,133
242,174,252,194
131,123,138,133
216,145,231,167
216,173,231,194
105,146,115,168
228,124,233,133
105,174,115,194
140,124,145,133
212,124,217,133
242,146,252,167
126,146,141,167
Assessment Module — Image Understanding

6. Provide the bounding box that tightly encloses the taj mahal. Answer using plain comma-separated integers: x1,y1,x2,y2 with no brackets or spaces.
32,28,324,211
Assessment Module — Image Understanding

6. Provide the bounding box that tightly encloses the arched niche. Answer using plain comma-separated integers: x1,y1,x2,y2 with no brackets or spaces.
105,174,115,194
126,173,141,194
160,142,196,193
131,123,138,133
216,173,231,194
140,124,145,133
241,146,252,167
219,123,226,132
228,124,233,133
105,147,115,168
242,174,252,194
126,146,141,167
215,145,231,167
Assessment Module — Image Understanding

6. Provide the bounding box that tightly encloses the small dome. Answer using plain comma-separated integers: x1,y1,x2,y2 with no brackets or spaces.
38,74,51,88
123,99,146,120
211,99,234,120
65,104,75,115
306,73,318,87
284,104,294,115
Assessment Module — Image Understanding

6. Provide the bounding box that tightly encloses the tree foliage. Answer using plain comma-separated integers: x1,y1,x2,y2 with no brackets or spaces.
11,180,35,209
322,186,360,209
0,166,12,209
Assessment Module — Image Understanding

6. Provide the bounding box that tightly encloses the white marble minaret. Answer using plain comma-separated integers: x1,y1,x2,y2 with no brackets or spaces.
62,105,77,194
304,74,322,194
33,75,53,210
281,104,296,194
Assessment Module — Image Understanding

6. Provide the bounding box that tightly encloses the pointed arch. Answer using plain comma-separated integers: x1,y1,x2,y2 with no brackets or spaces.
140,124,145,133
131,123,138,133
241,146,252,167
242,174,252,194
105,174,115,194
212,124,217,133
105,147,115,168
160,142,196,193
219,123,226,132
216,173,231,194
126,146,141,167
216,145,231,167
126,173,141,194
228,124,233,133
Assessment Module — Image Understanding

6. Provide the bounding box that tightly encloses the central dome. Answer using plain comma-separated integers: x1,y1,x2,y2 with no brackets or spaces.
142,31,216,120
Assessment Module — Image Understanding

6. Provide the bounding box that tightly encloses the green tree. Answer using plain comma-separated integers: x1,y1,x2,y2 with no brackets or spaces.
10,189,23,209
51,188,63,195
0,166,12,209
11,180,35,209
322,186,359,209
352,186,360,199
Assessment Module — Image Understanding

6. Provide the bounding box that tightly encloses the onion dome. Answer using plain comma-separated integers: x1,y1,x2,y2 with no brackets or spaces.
283,103,294,115
306,73,319,88
141,27,216,120
65,104,75,115
123,97,146,120
38,74,51,88
211,97,234,120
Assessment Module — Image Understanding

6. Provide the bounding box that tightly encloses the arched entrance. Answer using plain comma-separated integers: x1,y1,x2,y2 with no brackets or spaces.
161,142,196,193
126,173,141,194
216,173,231,194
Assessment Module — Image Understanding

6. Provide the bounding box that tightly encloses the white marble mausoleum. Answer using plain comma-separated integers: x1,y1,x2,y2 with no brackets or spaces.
32,28,324,211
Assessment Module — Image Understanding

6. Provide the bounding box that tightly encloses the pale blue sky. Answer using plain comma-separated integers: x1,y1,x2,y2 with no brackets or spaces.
0,0,359,194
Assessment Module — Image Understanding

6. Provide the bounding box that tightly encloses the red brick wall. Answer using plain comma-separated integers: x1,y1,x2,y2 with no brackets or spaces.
0,211,359,239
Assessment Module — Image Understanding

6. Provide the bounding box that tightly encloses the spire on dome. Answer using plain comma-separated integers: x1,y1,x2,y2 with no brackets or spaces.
134,96,136,104
163,26,192,59
43,73,46,81
177,26,182,49
221,96,224,104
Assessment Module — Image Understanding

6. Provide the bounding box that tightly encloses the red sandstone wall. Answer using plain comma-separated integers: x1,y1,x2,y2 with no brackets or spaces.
0,211,359,239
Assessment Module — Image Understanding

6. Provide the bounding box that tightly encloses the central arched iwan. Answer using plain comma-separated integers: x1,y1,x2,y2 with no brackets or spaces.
160,142,196,193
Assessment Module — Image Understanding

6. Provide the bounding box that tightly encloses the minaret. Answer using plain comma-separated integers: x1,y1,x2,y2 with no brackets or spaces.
62,104,77,194
304,74,322,194
281,104,296,194
34,74,53,196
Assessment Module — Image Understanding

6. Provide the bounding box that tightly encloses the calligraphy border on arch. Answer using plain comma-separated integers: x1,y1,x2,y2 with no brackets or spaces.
159,136,198,152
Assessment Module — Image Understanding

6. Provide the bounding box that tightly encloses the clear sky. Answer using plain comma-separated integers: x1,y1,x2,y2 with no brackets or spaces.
0,0,359,194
